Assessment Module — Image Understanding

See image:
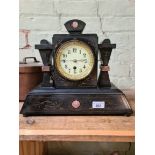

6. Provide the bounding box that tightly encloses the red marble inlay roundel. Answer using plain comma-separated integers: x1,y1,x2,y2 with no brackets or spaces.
71,21,78,28
72,100,80,108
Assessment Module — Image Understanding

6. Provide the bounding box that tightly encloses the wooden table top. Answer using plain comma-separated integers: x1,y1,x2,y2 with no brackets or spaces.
19,90,135,142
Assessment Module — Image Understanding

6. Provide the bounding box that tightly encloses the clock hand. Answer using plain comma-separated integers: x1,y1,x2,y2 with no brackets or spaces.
77,59,87,62
61,60,74,62
61,59,78,62
70,59,87,62
61,59,87,63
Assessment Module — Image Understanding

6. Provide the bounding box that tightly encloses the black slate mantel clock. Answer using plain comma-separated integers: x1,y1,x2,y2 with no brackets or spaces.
20,19,132,116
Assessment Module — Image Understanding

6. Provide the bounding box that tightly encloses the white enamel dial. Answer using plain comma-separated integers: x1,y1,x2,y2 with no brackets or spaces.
55,40,95,81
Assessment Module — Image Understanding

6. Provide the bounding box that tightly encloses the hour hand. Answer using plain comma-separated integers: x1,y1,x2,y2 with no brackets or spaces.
61,59,74,63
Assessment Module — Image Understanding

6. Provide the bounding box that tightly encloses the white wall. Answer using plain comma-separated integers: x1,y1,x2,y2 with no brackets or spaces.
19,0,135,89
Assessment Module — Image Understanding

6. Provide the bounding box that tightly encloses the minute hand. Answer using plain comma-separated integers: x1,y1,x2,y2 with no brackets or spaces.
77,59,87,62
61,59,87,62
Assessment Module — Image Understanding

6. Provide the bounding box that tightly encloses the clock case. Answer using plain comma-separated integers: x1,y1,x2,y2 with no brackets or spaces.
52,34,98,88
20,19,133,116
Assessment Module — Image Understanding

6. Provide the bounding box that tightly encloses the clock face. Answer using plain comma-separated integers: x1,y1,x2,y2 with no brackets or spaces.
55,40,95,81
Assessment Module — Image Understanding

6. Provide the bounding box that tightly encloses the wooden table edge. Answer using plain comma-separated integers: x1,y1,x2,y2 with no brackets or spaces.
19,129,135,142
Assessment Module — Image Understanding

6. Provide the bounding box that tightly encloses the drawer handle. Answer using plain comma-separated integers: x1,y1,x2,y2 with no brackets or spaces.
23,57,40,64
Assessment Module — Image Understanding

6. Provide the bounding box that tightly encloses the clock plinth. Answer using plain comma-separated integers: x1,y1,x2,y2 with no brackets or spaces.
20,19,133,116
20,85,132,116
